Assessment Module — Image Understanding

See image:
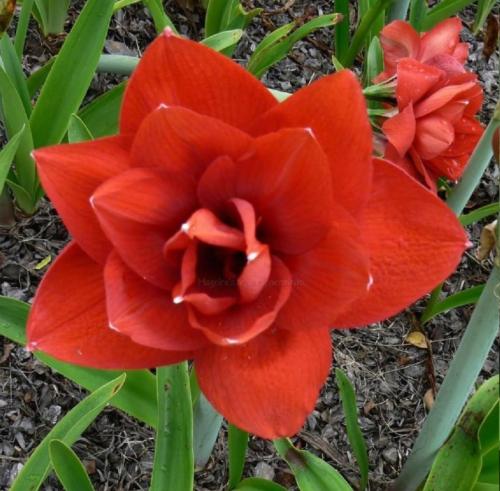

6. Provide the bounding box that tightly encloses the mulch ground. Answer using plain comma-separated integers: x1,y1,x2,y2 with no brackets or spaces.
0,1,498,490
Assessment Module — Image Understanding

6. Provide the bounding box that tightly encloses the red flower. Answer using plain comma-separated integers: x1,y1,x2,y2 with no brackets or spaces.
376,18,469,82
382,58,483,189
27,31,467,439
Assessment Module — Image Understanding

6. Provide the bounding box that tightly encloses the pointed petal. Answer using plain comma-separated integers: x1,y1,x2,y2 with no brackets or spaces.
130,106,253,181
27,243,189,369
194,326,332,439
199,129,335,255
250,71,373,215
426,53,466,76
382,104,416,157
33,136,131,264
188,257,292,346
379,20,421,76
120,32,277,135
334,159,467,327
104,252,207,351
92,167,197,290
414,116,455,160
396,58,443,107
419,18,462,62
276,206,370,330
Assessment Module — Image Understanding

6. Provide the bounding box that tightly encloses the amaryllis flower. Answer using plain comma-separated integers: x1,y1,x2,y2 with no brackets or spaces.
382,58,483,189
28,30,468,439
375,18,468,82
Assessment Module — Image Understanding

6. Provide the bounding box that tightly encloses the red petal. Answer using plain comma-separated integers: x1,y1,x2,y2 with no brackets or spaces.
195,326,332,438
199,129,335,255
414,116,455,160
334,159,467,327
104,251,207,351
414,81,477,118
396,59,443,107
276,206,370,330
120,32,277,135
27,243,189,369
92,167,197,290
419,18,462,62
426,53,466,76
452,43,469,64
382,104,416,157
34,137,131,264
427,153,470,180
250,71,372,215
130,106,253,181
188,257,292,346
379,20,421,77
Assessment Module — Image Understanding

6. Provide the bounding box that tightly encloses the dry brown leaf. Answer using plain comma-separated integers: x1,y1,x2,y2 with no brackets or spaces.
483,13,499,60
0,0,15,35
0,342,14,364
424,389,435,410
363,400,376,415
476,220,498,260
405,330,428,349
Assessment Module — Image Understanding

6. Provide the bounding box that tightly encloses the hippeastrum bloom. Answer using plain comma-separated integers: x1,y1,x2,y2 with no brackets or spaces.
382,58,483,190
28,30,468,439
375,18,469,82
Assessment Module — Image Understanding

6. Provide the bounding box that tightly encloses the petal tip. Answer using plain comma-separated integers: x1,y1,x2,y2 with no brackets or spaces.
163,26,175,38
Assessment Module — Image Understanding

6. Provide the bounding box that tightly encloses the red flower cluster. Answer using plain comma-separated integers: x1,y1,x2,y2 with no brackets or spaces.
28,31,467,439
377,19,484,190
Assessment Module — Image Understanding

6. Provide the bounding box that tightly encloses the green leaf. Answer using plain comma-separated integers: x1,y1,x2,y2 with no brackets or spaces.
29,0,116,148
11,374,126,491
340,0,394,67
422,0,476,31
473,0,497,33
477,447,499,486
142,0,178,34
387,0,411,21
478,402,499,455
394,270,500,491
0,295,158,428
460,203,500,226
205,0,261,37
14,0,35,58
334,0,350,61
364,35,383,87
423,376,499,491
27,57,55,98
49,440,95,491
409,0,427,31
67,114,94,143
193,392,223,470
202,29,244,53
0,63,36,201
0,126,25,195
420,284,485,324
34,0,70,35
247,14,342,78
274,439,353,491
0,34,31,115
235,478,287,491
78,82,125,138
228,424,249,489
335,369,369,490
151,363,194,491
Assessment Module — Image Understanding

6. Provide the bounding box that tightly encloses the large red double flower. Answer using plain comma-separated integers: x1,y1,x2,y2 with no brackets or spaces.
27,31,467,438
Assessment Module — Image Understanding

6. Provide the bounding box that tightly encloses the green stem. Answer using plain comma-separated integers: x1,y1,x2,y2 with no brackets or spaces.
14,0,35,59
274,438,294,459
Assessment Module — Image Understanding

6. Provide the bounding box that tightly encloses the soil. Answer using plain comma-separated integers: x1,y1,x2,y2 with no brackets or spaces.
0,1,499,490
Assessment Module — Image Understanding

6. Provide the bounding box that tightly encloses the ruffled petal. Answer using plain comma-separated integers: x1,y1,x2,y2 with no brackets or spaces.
104,252,207,351
27,243,190,369
33,136,131,264
194,326,332,439
188,257,292,346
333,159,468,327
250,71,372,215
120,31,277,135
396,58,443,107
419,18,463,62
199,129,335,255
276,206,370,331
414,116,455,160
92,167,197,290
379,20,421,77
130,106,253,181
382,104,416,157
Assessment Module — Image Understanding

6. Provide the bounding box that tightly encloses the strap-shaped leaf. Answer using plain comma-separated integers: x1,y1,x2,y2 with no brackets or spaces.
11,374,126,491
228,424,249,489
